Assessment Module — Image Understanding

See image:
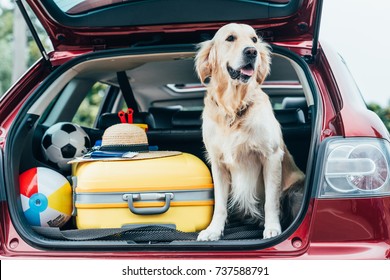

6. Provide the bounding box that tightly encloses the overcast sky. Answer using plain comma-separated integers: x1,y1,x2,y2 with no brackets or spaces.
1,0,389,106
321,0,390,106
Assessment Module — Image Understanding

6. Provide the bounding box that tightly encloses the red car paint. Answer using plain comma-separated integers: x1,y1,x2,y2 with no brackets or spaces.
1,0,389,259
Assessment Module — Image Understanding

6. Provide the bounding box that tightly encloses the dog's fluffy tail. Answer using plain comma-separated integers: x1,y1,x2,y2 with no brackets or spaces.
280,179,305,230
227,179,305,230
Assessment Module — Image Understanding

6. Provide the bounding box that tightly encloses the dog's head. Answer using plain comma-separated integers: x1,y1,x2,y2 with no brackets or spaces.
195,23,271,86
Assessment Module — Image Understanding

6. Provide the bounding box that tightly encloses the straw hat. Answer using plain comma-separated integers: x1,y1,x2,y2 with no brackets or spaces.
69,124,180,163
100,123,150,152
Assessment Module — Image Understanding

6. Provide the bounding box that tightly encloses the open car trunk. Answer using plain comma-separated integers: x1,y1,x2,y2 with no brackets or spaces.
4,43,319,251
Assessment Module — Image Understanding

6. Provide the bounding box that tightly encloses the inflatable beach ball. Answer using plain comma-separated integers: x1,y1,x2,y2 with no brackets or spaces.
19,167,72,227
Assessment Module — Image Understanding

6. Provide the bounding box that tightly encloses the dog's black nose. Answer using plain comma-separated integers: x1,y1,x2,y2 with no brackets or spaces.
243,47,257,58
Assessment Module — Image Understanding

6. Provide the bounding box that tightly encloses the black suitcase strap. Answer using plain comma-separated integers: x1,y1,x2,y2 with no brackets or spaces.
33,223,264,242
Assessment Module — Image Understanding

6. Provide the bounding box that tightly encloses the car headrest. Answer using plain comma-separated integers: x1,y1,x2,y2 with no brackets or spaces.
274,108,306,124
281,97,307,110
97,112,155,130
148,107,181,129
171,110,202,128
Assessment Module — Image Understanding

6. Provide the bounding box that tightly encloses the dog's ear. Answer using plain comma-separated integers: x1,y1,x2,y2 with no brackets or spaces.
256,41,271,85
195,40,215,84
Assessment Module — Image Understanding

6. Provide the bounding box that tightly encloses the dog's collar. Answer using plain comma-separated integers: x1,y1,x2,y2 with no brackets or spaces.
210,97,253,126
236,101,253,119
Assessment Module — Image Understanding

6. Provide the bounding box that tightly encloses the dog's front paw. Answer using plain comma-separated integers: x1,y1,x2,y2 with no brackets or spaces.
263,224,282,239
197,227,224,241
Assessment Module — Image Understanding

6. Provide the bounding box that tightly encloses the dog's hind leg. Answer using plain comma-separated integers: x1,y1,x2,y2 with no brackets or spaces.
197,162,230,241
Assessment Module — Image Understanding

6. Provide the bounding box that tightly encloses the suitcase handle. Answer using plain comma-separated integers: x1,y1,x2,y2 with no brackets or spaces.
123,193,174,215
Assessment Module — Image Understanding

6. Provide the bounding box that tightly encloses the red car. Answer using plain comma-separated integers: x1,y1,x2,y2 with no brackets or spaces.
1,0,390,259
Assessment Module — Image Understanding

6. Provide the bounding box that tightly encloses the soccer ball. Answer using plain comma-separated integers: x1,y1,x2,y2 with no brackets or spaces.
41,122,90,171
20,167,72,227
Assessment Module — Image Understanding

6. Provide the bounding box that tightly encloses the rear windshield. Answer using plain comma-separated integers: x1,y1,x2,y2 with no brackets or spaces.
54,0,292,15
54,0,123,14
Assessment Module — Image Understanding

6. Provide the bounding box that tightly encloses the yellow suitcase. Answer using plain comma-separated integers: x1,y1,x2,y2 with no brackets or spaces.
72,153,213,232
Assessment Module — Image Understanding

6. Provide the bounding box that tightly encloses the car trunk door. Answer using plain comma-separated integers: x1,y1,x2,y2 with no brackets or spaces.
20,0,323,59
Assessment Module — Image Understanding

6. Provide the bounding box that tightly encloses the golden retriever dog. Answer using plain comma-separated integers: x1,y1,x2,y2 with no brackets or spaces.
195,23,305,241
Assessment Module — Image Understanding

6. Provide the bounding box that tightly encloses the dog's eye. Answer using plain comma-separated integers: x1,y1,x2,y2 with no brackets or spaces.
252,37,258,43
226,35,235,42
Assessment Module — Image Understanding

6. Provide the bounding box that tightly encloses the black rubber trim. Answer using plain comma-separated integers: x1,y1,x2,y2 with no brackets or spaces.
4,43,321,252
116,71,140,114
0,148,6,202
311,0,323,58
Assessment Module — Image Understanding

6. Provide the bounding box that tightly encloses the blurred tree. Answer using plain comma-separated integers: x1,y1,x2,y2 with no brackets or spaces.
0,3,52,96
72,83,108,128
0,8,13,94
368,102,390,132
12,5,27,83
0,3,103,127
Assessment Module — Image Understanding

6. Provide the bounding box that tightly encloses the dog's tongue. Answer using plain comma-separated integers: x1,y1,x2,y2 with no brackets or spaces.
240,68,254,76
